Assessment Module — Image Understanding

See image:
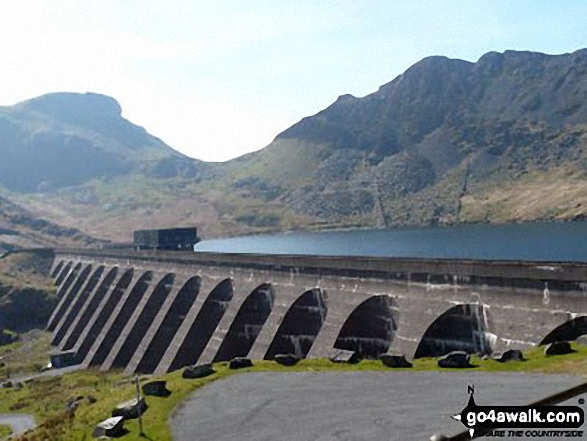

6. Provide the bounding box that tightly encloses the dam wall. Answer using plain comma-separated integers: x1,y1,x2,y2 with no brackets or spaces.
47,248,587,374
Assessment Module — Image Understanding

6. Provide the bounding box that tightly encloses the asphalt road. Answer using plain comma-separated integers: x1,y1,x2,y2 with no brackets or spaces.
0,414,36,440
170,371,586,441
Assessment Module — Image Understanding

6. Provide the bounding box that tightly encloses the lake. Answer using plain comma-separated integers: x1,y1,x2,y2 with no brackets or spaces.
194,222,587,262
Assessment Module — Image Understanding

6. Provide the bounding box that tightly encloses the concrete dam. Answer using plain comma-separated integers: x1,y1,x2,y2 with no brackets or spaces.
47,248,587,375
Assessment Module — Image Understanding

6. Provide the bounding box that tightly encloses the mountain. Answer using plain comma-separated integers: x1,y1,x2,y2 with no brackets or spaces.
4,49,587,241
0,92,206,192
224,48,587,227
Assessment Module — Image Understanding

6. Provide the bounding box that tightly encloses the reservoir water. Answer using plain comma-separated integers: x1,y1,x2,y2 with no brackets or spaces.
194,222,587,262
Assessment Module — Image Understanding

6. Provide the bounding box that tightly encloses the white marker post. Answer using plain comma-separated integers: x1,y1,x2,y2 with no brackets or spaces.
134,375,145,437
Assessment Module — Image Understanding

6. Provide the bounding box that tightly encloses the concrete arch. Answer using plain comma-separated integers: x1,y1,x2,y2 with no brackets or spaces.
168,278,234,372
264,288,328,360
540,316,587,346
334,295,399,359
75,268,135,363
88,271,153,366
51,260,65,278
54,261,73,286
414,304,492,358
134,276,202,374
213,283,275,363
110,273,177,369
52,265,105,346
61,267,118,351
47,263,90,331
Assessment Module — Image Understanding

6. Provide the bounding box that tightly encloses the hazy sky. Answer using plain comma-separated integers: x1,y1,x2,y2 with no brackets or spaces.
1,1,586,162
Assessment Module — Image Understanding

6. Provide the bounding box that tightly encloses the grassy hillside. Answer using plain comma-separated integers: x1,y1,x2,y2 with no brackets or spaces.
0,251,57,333
0,194,100,252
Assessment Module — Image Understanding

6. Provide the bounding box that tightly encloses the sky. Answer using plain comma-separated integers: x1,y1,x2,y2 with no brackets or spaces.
1,1,587,162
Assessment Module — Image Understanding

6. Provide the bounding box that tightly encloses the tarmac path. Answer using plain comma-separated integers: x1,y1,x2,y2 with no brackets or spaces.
0,414,36,440
170,371,586,441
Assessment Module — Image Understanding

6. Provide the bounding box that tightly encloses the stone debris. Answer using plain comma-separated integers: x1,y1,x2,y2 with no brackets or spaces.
379,353,413,368
229,358,253,369
437,351,473,368
545,341,576,356
329,349,362,364
92,416,125,438
493,349,526,363
274,354,300,366
111,397,148,420
182,363,216,379
142,380,171,397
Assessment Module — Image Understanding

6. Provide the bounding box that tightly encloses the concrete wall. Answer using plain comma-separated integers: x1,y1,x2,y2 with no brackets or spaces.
47,249,587,374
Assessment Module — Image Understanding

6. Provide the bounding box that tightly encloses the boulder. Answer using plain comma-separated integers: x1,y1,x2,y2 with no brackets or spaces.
493,349,526,363
437,351,473,368
87,395,98,404
229,358,253,369
379,354,413,368
142,380,171,398
329,349,362,364
545,341,576,356
575,335,587,346
92,416,125,438
274,354,300,366
111,397,148,420
182,363,216,379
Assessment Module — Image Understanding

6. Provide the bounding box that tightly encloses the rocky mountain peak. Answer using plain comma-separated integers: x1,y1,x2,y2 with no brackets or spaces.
15,92,123,120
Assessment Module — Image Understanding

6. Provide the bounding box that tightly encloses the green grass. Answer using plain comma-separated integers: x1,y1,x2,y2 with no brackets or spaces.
0,424,12,439
1,343,587,441
0,331,52,380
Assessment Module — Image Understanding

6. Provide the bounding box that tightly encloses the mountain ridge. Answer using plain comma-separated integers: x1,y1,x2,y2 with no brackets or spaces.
0,92,206,192
3,48,587,241
217,47,587,230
